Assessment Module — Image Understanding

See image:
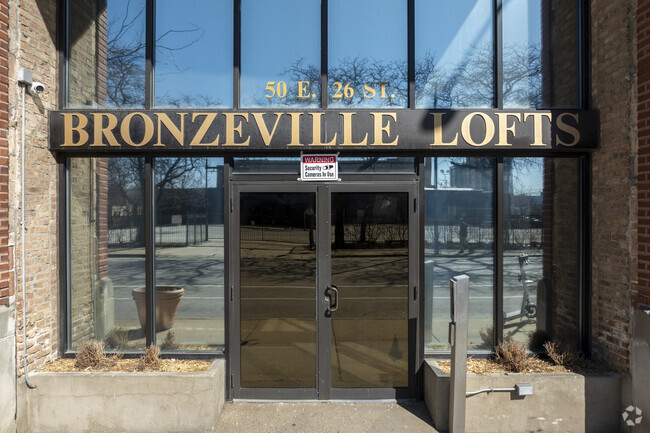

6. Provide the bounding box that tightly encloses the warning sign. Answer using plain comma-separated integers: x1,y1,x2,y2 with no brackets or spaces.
300,154,338,181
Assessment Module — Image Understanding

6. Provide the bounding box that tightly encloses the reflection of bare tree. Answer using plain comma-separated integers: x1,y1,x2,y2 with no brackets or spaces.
157,94,221,108
106,1,145,106
278,41,542,109
328,56,408,107
417,43,542,108
106,0,204,107
503,43,543,108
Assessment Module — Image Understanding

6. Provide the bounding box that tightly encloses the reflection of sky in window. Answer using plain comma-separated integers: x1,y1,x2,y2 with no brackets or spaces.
155,0,233,108
328,0,407,108
508,158,543,195
415,0,493,108
503,0,543,108
430,157,542,194
503,0,542,46
241,0,320,108
106,0,146,107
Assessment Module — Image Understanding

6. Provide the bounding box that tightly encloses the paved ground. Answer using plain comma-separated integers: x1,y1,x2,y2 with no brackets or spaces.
210,401,440,433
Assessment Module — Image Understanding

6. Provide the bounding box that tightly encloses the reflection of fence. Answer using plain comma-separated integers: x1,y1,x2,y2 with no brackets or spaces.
241,223,407,246
108,226,142,247
156,221,206,246
424,224,542,248
109,221,225,247
241,226,311,244
343,223,408,245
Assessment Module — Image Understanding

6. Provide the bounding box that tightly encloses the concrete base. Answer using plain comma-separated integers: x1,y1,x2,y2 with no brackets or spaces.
0,306,16,433
424,360,621,433
17,359,225,433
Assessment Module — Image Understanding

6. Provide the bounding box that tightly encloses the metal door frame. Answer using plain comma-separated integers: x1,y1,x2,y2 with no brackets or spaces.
229,180,419,400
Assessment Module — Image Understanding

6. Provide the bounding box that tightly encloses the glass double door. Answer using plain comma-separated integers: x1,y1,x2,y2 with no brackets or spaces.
231,182,417,400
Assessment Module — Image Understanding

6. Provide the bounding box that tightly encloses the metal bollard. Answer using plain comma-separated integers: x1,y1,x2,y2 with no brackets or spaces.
449,275,469,433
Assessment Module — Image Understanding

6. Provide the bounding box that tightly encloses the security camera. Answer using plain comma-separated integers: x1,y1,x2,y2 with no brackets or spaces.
30,82,45,94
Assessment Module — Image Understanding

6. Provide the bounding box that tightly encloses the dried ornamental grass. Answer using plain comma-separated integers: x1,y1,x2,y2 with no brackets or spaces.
75,340,122,370
544,341,580,367
494,340,533,372
137,345,162,371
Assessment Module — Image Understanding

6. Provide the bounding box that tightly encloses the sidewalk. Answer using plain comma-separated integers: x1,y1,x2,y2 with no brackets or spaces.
210,401,440,433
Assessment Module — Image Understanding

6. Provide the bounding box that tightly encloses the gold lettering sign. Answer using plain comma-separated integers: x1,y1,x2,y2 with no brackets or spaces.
495,113,521,147
556,113,580,147
523,112,553,147
61,113,89,147
370,112,398,146
461,112,495,147
91,113,119,147
51,109,594,151
223,113,250,147
121,112,154,147
189,113,220,146
430,112,458,146
340,112,368,146
308,113,337,146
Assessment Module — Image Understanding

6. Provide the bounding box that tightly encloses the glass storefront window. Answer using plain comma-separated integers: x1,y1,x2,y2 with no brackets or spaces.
503,158,544,344
424,157,583,353
153,158,225,351
415,0,494,108
69,0,147,108
338,157,414,173
70,157,146,350
241,0,321,108
504,157,581,349
155,1,233,108
424,157,495,351
503,0,580,108
233,157,415,174
67,0,583,110
328,0,407,108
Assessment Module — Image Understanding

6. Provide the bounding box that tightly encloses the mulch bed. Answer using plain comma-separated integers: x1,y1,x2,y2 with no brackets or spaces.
41,358,212,373
436,357,610,374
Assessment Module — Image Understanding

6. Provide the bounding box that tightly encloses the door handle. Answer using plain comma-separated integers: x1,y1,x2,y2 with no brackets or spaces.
326,284,339,313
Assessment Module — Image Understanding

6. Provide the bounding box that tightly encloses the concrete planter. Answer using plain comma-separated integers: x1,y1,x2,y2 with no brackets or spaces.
424,360,622,433
17,359,225,433
132,285,184,331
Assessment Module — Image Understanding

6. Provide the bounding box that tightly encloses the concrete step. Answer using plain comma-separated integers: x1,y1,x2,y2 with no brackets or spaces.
210,401,439,433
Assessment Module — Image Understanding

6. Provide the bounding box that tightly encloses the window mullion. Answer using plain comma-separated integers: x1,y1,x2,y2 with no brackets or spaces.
495,157,504,344
495,0,503,109
145,157,156,345
145,0,155,109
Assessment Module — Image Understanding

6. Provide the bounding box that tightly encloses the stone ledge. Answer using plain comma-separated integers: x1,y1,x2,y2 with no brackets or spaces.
424,359,622,433
17,358,225,433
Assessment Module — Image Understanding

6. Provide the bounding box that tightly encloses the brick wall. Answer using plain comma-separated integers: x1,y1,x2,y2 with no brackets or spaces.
637,0,650,309
540,158,581,347
0,0,9,308
551,158,581,345
68,0,97,106
590,0,638,372
68,0,107,106
68,157,110,348
542,0,580,107
69,158,96,348
9,0,60,374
